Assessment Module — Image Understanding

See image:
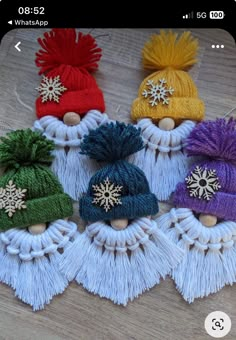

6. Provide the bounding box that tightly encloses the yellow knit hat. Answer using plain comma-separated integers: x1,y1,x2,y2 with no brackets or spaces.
131,31,205,123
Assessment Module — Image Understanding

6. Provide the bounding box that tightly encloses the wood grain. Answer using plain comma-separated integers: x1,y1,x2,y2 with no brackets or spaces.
0,28,236,340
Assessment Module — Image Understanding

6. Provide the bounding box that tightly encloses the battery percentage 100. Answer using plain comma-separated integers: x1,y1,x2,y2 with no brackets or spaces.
209,11,225,19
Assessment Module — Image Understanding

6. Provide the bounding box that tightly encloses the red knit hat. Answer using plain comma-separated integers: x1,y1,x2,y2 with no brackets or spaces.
35,29,105,119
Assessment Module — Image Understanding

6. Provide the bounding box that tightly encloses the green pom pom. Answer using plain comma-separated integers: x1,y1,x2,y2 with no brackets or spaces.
80,122,144,162
0,129,54,168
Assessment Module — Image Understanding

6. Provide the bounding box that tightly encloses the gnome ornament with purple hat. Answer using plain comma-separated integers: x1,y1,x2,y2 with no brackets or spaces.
60,122,183,305
157,118,236,303
33,29,108,200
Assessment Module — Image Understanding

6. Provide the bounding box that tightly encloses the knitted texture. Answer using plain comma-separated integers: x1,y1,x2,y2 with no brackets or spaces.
131,30,205,122
0,129,73,230
79,122,158,221
35,29,105,119
185,118,236,161
174,118,236,221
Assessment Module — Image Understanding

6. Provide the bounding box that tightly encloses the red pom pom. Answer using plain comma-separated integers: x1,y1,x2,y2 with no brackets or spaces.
35,29,102,75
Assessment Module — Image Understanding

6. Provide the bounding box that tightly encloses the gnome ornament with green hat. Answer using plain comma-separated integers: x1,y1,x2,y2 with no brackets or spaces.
157,118,236,303
33,28,109,201
0,129,77,311
60,122,183,305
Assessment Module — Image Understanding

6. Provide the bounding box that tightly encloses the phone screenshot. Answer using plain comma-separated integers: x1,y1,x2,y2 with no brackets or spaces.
0,1,235,339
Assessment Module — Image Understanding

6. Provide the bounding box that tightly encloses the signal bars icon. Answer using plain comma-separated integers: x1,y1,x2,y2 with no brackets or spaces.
183,12,194,19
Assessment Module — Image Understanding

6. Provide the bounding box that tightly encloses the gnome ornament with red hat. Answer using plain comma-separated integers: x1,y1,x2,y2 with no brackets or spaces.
157,118,236,303
34,29,108,201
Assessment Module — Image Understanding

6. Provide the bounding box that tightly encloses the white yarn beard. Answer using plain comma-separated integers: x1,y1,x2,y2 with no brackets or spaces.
60,217,183,305
129,119,196,201
156,208,236,303
0,220,77,311
33,110,109,200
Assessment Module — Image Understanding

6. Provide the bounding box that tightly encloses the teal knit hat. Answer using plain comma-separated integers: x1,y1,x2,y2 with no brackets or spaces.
79,122,158,221
0,129,73,231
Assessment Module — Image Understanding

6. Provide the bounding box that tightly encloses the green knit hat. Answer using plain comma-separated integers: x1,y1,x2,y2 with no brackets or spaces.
79,122,159,222
0,129,73,231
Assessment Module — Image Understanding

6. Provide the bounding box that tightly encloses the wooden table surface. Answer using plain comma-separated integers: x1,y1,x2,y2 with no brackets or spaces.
0,28,235,340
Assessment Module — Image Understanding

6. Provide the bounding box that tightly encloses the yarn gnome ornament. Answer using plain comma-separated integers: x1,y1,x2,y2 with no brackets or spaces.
157,118,236,303
0,129,77,310
60,122,183,305
131,30,205,201
33,29,108,200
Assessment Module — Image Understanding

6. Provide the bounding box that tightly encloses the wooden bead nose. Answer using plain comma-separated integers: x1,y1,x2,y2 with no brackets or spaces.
110,218,128,230
63,112,81,126
28,223,46,235
158,117,175,131
199,213,217,227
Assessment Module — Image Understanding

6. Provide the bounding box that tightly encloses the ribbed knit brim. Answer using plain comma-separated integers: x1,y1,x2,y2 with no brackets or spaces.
131,97,205,122
80,159,158,222
174,160,236,221
0,192,73,231
174,183,236,221
80,193,158,222
36,88,105,119
0,164,73,231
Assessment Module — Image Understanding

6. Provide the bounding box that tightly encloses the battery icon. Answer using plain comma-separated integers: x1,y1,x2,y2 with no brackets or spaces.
209,11,225,19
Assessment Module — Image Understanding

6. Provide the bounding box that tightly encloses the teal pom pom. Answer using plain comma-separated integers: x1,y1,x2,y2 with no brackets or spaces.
80,122,144,162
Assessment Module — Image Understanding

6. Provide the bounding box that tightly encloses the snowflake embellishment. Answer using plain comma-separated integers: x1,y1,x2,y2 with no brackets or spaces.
185,166,221,201
92,177,123,212
36,75,67,103
142,78,174,107
0,180,27,217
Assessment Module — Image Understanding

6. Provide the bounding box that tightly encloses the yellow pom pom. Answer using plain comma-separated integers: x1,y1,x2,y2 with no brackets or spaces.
142,30,199,71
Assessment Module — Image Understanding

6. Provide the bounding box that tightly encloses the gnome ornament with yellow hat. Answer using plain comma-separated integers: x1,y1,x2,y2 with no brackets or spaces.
157,118,236,303
0,129,77,310
60,122,183,305
131,31,205,201
33,29,108,201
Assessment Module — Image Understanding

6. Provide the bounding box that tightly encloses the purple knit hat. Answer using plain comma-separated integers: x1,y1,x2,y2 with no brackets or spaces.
174,118,236,221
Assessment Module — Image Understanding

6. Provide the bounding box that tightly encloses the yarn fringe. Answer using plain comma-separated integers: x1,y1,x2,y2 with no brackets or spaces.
156,208,236,302
0,229,25,288
130,119,195,201
0,220,77,311
0,129,54,168
142,30,199,71
33,110,109,200
80,121,144,162
60,218,183,305
52,148,100,199
36,29,102,75
185,118,236,162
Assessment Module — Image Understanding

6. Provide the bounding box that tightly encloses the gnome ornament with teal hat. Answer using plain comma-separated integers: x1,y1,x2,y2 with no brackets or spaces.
0,129,77,311
157,118,236,303
33,29,109,201
130,30,205,201
60,122,183,305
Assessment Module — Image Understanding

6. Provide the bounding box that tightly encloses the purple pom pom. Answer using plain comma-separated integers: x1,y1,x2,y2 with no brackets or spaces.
186,118,236,162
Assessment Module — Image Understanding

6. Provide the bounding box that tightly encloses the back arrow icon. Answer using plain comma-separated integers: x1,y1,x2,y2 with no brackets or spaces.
15,42,21,52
